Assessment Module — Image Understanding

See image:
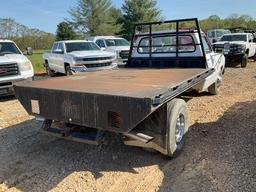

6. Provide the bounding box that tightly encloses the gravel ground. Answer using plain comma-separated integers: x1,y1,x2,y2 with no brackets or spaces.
0,62,256,192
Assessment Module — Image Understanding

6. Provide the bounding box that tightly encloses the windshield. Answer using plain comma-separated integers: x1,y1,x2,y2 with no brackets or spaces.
65,42,100,53
220,35,247,42
0,42,21,55
208,30,230,38
105,38,130,47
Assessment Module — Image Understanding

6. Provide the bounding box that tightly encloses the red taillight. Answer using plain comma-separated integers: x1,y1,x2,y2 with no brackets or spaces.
108,111,121,128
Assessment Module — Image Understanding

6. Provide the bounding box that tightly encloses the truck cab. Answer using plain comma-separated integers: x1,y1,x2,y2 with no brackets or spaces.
0,40,34,96
207,29,231,43
87,36,130,64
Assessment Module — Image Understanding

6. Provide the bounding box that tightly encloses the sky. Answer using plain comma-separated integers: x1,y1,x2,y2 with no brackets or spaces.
1,0,256,33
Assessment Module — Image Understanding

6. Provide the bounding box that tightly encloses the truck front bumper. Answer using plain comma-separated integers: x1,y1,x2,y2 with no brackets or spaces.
70,63,118,73
224,53,244,63
0,77,33,96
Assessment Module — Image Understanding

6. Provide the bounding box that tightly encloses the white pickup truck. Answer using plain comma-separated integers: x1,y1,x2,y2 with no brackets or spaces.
0,40,34,96
43,40,117,76
87,36,130,63
213,33,256,67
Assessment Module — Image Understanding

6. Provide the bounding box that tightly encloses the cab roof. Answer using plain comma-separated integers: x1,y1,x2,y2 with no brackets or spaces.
87,36,124,41
56,40,93,43
0,39,14,43
223,33,248,36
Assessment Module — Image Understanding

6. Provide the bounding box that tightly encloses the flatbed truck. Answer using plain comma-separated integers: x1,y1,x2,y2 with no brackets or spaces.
14,18,225,156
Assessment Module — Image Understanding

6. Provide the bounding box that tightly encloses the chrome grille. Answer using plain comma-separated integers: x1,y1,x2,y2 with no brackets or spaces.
0,63,19,77
83,57,112,62
119,50,129,59
84,62,112,68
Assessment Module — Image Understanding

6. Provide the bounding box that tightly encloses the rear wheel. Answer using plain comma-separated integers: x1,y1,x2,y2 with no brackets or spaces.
45,63,55,77
166,99,188,157
241,54,248,68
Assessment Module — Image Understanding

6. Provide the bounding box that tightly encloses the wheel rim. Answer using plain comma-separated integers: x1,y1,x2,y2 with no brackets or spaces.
175,113,185,144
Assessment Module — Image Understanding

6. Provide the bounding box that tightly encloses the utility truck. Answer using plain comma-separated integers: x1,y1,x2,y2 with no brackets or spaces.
14,18,225,157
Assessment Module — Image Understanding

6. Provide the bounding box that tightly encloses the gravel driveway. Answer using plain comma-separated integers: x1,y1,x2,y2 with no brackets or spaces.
0,62,256,192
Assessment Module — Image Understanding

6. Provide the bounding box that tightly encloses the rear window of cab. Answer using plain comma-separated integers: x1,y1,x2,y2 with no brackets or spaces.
137,35,196,54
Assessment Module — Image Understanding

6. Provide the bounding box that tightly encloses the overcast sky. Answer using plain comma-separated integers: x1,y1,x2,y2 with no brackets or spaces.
1,0,256,33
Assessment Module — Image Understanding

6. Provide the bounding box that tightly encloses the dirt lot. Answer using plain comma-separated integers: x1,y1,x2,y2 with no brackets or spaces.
0,62,256,192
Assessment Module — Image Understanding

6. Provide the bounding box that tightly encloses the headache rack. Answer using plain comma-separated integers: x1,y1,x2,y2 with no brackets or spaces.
127,18,207,68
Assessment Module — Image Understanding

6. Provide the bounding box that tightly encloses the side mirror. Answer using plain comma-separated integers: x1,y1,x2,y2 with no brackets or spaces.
249,39,253,43
23,47,33,55
100,47,106,51
212,39,217,43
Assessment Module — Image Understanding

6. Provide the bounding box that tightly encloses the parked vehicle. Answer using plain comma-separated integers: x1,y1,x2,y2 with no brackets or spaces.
87,36,130,63
15,18,225,157
43,40,117,76
213,33,256,67
0,40,34,96
207,29,231,43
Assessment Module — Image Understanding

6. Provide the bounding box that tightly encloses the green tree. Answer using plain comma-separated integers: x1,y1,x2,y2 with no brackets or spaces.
69,0,121,36
119,0,162,40
56,21,77,41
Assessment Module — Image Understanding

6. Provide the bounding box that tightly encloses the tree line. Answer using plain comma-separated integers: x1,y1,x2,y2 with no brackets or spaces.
0,18,55,50
57,0,256,41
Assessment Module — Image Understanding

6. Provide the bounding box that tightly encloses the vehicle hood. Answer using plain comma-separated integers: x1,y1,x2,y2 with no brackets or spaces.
68,50,114,58
213,41,246,46
0,54,28,64
106,46,130,52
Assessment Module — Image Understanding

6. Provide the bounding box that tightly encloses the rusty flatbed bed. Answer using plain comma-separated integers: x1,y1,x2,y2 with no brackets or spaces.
14,68,213,133
17,68,210,98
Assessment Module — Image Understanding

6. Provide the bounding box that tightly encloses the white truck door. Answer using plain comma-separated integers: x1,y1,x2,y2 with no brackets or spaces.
202,36,214,68
202,36,224,84
55,42,65,73
49,43,61,71
249,34,256,57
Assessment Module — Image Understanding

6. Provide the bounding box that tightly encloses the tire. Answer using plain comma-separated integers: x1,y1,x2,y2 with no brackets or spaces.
65,65,73,76
253,53,256,61
208,81,219,95
166,99,188,157
241,54,248,68
45,63,55,77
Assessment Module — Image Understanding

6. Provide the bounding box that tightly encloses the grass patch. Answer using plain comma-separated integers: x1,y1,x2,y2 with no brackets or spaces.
27,50,48,72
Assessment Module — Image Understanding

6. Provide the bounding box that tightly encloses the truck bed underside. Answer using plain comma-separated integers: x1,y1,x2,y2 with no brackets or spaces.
14,68,213,132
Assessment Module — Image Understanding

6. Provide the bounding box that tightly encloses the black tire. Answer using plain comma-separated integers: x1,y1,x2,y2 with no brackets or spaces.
166,99,188,157
253,53,256,61
241,54,248,68
45,63,55,77
65,65,73,76
208,81,219,95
